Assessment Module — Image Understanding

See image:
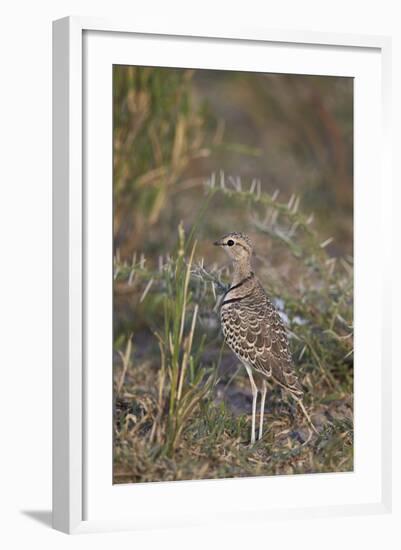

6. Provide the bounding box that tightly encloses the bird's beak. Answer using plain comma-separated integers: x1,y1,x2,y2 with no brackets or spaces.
213,240,222,246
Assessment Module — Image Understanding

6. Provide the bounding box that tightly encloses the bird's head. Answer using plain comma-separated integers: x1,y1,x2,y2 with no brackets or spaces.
213,232,253,262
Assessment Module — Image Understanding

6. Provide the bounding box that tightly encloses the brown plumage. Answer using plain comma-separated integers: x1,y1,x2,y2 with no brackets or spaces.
214,232,316,444
221,278,303,396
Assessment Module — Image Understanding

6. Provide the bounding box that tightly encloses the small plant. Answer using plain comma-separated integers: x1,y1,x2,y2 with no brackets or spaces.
154,224,215,455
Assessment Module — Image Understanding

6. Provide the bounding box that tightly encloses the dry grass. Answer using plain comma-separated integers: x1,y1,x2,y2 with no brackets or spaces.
113,178,353,484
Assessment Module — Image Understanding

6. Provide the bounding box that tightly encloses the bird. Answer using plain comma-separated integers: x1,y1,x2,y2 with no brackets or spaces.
214,232,317,445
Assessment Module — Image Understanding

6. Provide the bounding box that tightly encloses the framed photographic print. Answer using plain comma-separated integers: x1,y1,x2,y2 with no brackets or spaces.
52,16,392,534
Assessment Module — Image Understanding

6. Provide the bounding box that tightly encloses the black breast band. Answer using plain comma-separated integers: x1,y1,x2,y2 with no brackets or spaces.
223,272,254,299
222,291,253,307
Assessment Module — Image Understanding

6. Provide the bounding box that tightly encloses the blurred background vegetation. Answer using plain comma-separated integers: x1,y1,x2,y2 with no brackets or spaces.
113,65,353,483
113,66,352,259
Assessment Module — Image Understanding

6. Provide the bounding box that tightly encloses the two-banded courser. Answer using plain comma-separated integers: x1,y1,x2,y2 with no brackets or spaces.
214,232,317,445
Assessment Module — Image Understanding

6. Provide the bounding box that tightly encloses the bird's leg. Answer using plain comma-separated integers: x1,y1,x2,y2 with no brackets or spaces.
258,379,267,440
244,363,258,445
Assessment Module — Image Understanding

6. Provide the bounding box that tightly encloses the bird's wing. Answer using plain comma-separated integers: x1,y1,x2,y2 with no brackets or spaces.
234,292,303,397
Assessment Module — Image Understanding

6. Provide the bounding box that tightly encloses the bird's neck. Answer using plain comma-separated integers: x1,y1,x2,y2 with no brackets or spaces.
232,258,253,286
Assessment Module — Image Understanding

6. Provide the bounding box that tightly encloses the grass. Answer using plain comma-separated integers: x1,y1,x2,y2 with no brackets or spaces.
113,67,353,259
113,66,219,258
113,176,353,483
112,65,353,483
155,225,216,456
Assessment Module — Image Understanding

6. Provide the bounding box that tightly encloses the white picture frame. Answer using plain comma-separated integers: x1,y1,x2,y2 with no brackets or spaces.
52,16,392,534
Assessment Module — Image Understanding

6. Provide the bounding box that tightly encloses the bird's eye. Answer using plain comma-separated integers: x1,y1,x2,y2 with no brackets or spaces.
227,239,235,246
